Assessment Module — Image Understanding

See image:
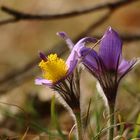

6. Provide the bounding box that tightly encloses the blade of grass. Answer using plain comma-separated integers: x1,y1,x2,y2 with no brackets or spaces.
132,113,140,138
118,114,124,136
30,121,52,135
85,98,92,128
20,127,30,140
51,95,66,140
95,110,101,140
93,122,140,140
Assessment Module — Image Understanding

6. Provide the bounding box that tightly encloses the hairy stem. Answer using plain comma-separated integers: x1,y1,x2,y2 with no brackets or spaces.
108,103,115,140
75,112,83,140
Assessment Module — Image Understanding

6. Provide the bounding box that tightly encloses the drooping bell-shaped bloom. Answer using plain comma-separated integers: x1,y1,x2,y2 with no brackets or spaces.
35,34,96,111
79,27,139,104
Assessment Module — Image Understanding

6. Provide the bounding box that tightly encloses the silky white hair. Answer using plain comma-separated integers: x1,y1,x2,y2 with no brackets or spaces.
96,82,108,108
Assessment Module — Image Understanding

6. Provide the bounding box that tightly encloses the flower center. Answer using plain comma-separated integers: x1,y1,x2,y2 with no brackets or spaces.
39,54,68,83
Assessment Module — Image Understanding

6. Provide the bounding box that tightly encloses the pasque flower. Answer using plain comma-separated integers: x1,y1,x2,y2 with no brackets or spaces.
59,28,139,140
57,28,139,108
78,27,139,140
79,27,139,104
35,33,96,140
35,34,96,111
35,51,80,110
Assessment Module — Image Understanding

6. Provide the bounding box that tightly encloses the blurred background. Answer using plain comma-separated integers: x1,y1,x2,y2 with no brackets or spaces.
0,0,140,139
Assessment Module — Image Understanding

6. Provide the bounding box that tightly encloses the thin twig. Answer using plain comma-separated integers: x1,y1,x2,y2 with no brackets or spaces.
0,0,139,26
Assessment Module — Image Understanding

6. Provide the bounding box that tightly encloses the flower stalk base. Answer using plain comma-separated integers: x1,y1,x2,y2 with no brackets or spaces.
108,103,115,140
75,112,83,140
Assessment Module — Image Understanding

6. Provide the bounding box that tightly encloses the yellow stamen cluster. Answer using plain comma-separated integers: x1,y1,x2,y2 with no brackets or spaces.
39,54,68,83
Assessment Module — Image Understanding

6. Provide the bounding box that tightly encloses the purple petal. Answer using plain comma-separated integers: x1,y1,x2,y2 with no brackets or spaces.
118,58,139,76
73,37,97,57
66,37,97,75
80,47,99,72
99,27,122,70
66,50,78,75
35,78,53,86
56,32,74,50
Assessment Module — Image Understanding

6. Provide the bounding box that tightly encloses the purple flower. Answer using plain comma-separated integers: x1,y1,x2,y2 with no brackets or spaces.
79,27,139,103
35,34,96,110
35,37,96,86
57,28,139,139
35,51,79,110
